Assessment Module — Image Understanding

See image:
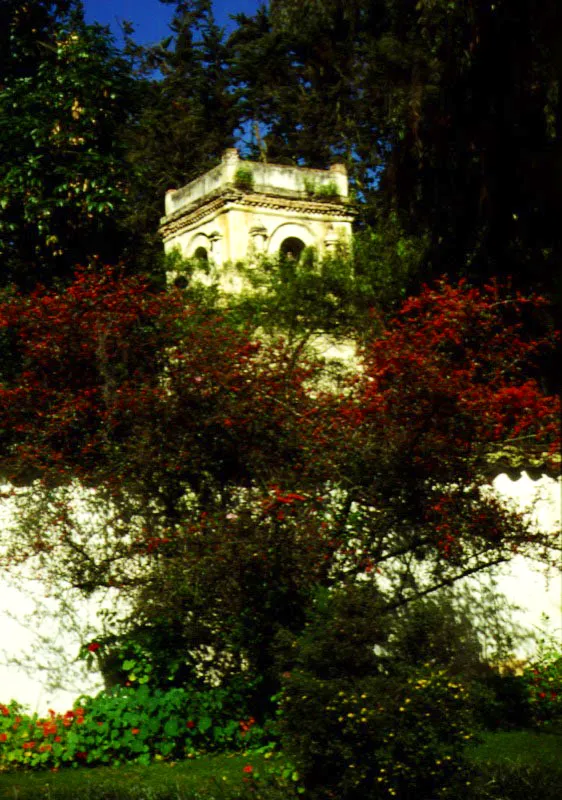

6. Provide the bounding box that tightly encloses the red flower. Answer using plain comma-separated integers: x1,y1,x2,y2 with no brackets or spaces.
0,706,8,717
87,642,100,653
186,720,195,729
22,741,35,750
131,727,140,735
243,764,253,774
43,723,58,736
0,733,7,742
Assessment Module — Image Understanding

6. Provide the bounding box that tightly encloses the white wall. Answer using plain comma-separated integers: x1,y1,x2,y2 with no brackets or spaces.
0,472,559,713
490,472,561,650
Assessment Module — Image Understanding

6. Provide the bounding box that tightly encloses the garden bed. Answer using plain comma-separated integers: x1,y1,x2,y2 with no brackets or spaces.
1,730,561,800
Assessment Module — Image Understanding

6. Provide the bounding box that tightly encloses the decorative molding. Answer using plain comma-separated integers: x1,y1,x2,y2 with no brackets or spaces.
159,188,356,242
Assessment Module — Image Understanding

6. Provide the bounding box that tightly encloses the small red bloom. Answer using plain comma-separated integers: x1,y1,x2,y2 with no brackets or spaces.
243,764,253,774
0,733,7,742
43,723,58,736
186,720,195,729
22,741,35,750
87,642,100,653
131,727,140,735
0,706,8,716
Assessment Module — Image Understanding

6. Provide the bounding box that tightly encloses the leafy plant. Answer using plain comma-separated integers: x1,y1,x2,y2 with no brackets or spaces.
0,684,268,771
234,166,254,191
281,667,478,799
520,645,562,726
313,181,339,200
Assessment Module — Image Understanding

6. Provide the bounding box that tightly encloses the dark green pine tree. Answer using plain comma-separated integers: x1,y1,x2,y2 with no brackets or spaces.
229,0,562,308
122,0,239,274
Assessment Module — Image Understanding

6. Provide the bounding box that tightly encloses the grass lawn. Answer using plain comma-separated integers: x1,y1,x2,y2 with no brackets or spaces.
1,730,560,800
469,728,562,770
0,752,274,800
468,728,562,800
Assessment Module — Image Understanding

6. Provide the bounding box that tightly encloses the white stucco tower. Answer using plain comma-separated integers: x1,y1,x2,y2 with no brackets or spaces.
159,148,355,267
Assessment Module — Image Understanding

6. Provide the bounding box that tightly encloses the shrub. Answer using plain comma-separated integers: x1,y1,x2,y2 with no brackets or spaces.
234,167,254,191
0,684,268,771
520,646,562,726
280,667,478,800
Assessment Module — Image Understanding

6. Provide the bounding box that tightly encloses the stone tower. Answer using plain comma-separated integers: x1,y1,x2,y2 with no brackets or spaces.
159,148,355,268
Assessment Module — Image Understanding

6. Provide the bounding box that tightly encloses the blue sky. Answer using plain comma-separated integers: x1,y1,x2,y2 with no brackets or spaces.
83,1,263,45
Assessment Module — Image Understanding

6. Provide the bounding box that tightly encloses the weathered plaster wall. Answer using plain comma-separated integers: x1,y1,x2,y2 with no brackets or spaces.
160,149,355,265
0,474,559,713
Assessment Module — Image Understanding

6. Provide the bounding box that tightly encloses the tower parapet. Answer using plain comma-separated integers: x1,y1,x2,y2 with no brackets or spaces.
159,149,355,266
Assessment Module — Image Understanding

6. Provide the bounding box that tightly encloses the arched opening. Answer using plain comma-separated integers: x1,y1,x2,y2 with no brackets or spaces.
194,246,209,263
280,237,305,261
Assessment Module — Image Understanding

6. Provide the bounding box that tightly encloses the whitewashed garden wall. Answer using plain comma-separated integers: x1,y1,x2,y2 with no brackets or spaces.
0,471,559,714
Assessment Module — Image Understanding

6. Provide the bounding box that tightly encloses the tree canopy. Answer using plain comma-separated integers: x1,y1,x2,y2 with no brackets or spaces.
0,268,558,694
0,1,140,288
0,0,560,737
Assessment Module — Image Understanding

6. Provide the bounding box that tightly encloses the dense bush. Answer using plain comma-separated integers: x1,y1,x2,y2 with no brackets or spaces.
281,667,478,799
520,645,562,726
0,684,268,770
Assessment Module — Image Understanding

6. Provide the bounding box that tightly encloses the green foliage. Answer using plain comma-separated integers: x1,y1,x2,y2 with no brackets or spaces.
231,0,562,318
225,214,426,343
274,586,494,798
302,179,339,200
0,685,267,771
468,730,562,799
520,644,562,726
234,166,255,190
281,667,478,799
0,8,138,288
0,751,294,799
122,1,238,275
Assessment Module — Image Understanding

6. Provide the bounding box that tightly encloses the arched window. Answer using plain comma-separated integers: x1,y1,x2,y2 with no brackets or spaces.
194,246,208,263
280,237,305,261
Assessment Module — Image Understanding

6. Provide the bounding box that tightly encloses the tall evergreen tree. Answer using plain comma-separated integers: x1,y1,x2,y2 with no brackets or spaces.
229,0,562,306
122,0,239,273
